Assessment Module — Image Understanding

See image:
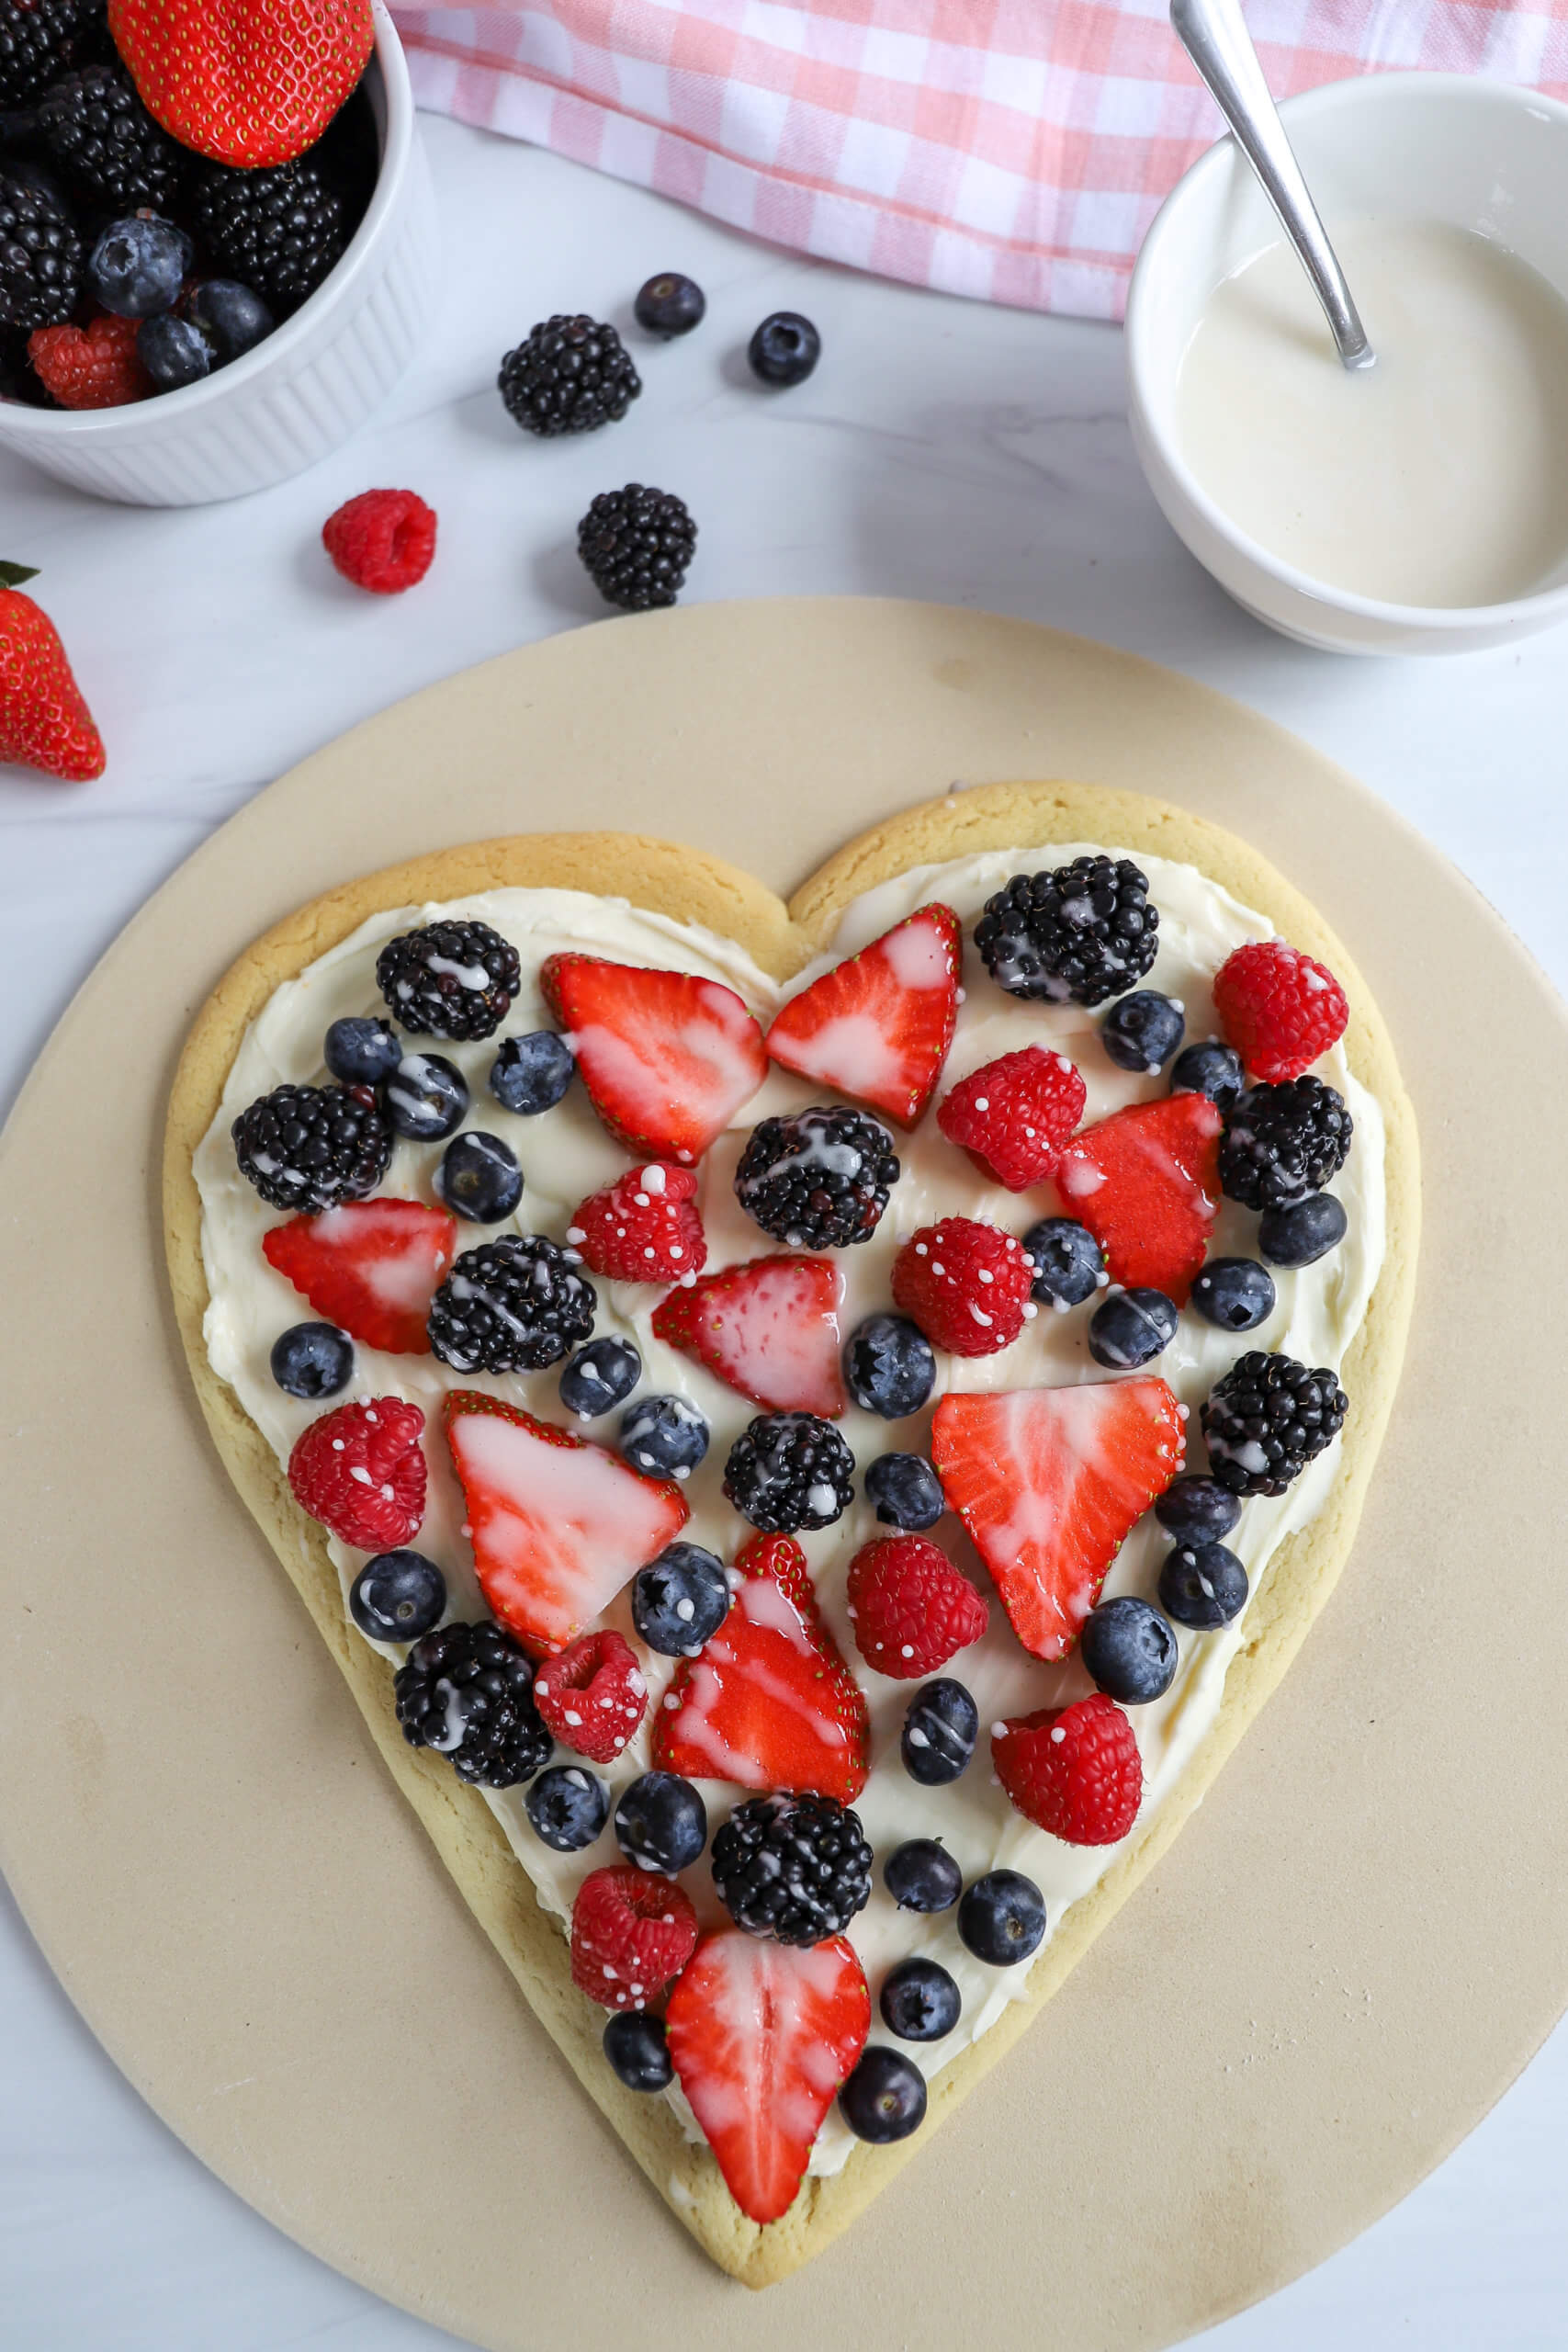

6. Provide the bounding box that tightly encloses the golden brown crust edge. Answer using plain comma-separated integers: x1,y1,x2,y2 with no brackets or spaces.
162,785,1419,2290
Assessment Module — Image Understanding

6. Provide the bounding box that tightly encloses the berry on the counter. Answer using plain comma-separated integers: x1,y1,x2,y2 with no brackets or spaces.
956,1870,1047,1965
322,487,437,594
382,1050,468,1140
1159,1541,1248,1630
974,854,1158,1006
0,0,99,107
0,559,104,779
711,1791,872,1945
764,902,961,1126
499,312,641,435
1079,1594,1179,1704
1201,1350,1348,1496
268,1319,353,1399
570,1863,697,2011
936,1044,1086,1190
527,1762,610,1853
630,1540,730,1655
1219,1077,1352,1210
489,1028,574,1115
182,276,273,362
883,1837,964,1911
748,309,820,386
1087,1285,1179,1369
619,1391,709,1480
603,2007,672,2091
899,1678,978,1787
1258,1190,1348,1267
0,168,80,330
232,1081,392,1213
890,1216,1035,1358
652,1254,847,1417
932,1381,1183,1661
1154,1473,1241,1545
323,1014,401,1087
190,159,348,312
87,212,190,316
32,63,186,212
1190,1256,1277,1333
845,1534,987,1679
993,1694,1142,1846
734,1105,899,1250
1021,1216,1105,1310
107,0,374,169
634,269,705,336
264,1197,457,1353
1101,989,1186,1073
348,1548,446,1644
434,1131,524,1225
863,1450,944,1530
570,1161,705,1283
843,1314,936,1421
534,1629,648,1763
614,1769,707,1873
27,312,149,407
840,2045,928,2142
722,1410,854,1532
539,953,766,1164
880,1958,961,2043
376,918,519,1042
1056,1091,1224,1305
1170,1037,1245,1109
428,1235,595,1373
393,1620,550,1785
1213,939,1349,1083
577,482,696,610
288,1396,427,1551
558,1333,641,1419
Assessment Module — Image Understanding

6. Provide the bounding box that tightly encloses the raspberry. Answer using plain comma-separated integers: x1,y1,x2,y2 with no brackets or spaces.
287,1396,427,1552
570,1865,698,2011
1213,941,1348,1084
321,488,437,594
890,1218,1036,1358
844,1536,988,1679
532,1629,648,1763
27,314,150,410
992,1693,1143,1847
567,1162,706,1284
936,1046,1086,1190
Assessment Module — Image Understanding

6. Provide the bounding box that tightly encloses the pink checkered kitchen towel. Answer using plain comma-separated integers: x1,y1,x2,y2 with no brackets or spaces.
390,2,1568,318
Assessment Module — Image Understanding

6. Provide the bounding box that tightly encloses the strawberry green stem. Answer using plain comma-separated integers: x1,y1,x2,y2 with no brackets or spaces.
0,561,40,588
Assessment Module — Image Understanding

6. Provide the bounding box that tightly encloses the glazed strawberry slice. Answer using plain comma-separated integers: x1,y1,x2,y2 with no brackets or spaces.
262,1198,457,1353
931,1382,1184,1662
764,902,961,1127
539,955,767,1164
1054,1091,1223,1305
665,1929,871,2225
653,1532,869,1802
445,1392,688,1657
651,1255,846,1417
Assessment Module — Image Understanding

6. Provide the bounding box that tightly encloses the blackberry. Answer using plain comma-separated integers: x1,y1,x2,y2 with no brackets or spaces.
723,1411,854,1532
735,1107,899,1249
0,0,98,107
1201,1349,1348,1497
393,1620,551,1788
427,1235,596,1374
499,312,640,435
0,167,81,330
376,918,520,1041
33,64,186,213
711,1792,873,1946
1219,1077,1352,1211
577,482,695,612
191,159,349,315
974,854,1158,1006
231,1082,391,1213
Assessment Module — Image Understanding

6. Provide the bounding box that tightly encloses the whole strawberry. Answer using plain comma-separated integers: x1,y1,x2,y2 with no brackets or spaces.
107,0,374,168
992,1692,1143,1846
0,561,105,781
845,1535,987,1679
1213,940,1349,1083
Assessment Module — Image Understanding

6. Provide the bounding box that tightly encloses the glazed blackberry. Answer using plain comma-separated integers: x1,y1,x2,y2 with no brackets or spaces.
711,1792,873,1946
723,1412,855,1532
577,482,695,611
974,854,1159,1006
190,159,348,314
1201,1349,1348,1498
33,64,186,213
231,1082,391,1214
427,1236,597,1374
499,312,640,435
734,1107,899,1250
376,918,520,1041
393,1620,552,1789
1219,1078,1353,1210
0,167,81,330
0,0,98,107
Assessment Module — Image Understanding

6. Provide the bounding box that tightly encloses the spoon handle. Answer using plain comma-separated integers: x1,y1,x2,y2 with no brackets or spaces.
1170,0,1375,369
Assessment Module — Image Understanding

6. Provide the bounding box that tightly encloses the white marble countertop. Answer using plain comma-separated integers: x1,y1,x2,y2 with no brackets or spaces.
2,111,1565,2352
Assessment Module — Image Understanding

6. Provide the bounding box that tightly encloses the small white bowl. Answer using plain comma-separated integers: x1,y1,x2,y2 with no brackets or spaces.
0,1,438,505
1126,74,1568,655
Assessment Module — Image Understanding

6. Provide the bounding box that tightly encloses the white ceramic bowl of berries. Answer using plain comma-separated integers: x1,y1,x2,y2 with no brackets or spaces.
0,0,438,505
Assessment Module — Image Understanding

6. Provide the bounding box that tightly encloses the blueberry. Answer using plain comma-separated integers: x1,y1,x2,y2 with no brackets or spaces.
434,1130,524,1224
620,1393,708,1481
324,1015,402,1087
864,1452,945,1531
560,1335,642,1419
138,312,210,392
1079,1594,1179,1703
1258,1192,1348,1268
1088,1286,1178,1369
631,1542,730,1655
89,214,191,317
634,270,706,337
183,277,273,365
1159,1541,1248,1630
900,1678,978,1786
269,1321,354,1398
526,1763,611,1852
1101,989,1185,1074
489,1031,574,1116
1171,1039,1245,1110
1021,1217,1104,1309
748,310,820,387
349,1548,446,1642
1154,1475,1241,1544
843,1312,936,1419
957,1870,1046,1966
883,1838,963,1914
384,1052,468,1140
1190,1257,1276,1332
604,2007,673,2091
880,1958,961,2042
614,1770,707,1873
839,2046,927,2143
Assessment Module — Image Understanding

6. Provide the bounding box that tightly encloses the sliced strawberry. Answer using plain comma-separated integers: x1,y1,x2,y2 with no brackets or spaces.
931,1382,1185,1662
262,1198,457,1353
1054,1091,1223,1305
539,954,766,1164
445,1391,688,1657
653,1532,869,1801
665,1929,870,2225
764,902,961,1127
651,1255,846,1416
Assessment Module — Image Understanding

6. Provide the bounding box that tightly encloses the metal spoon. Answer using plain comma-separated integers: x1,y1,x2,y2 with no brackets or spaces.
1170,0,1375,369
